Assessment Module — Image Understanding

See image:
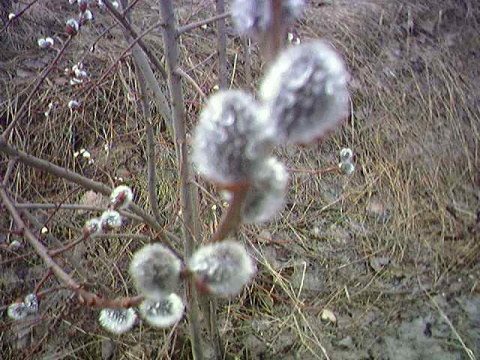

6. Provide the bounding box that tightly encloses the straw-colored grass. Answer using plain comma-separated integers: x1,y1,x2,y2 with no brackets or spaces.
1,0,478,358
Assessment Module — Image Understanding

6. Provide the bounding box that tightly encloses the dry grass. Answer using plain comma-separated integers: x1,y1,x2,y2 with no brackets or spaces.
1,0,479,358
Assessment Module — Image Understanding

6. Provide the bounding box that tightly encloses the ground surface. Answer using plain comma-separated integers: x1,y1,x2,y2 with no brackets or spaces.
0,0,478,359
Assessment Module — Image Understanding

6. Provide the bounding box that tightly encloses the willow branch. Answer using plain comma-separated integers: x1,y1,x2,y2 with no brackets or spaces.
0,185,144,309
102,0,168,81
176,12,231,36
2,37,73,139
213,184,249,242
159,1,203,358
0,138,176,247
216,0,228,90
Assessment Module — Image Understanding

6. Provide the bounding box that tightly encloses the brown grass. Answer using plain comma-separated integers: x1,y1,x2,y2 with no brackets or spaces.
1,0,479,358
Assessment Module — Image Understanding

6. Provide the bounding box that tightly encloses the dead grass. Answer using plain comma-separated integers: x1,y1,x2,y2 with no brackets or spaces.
1,0,479,358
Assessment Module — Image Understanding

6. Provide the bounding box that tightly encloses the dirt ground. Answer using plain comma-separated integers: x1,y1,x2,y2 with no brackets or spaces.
0,0,478,359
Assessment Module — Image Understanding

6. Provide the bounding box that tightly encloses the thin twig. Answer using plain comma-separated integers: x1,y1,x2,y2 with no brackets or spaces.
0,185,144,309
213,183,250,242
216,1,228,90
0,0,42,33
103,0,168,81
125,1,166,223
177,12,231,36
176,68,206,99
2,158,18,186
159,1,204,358
0,138,178,249
2,37,73,139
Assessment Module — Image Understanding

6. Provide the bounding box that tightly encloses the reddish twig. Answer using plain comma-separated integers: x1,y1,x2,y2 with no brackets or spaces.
176,12,231,36
288,165,340,175
34,269,54,294
2,36,73,139
213,183,250,242
0,185,143,309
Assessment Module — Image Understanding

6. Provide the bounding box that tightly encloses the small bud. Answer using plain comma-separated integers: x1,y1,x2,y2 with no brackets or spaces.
138,294,184,328
70,78,83,85
188,240,256,297
41,226,48,234
339,148,353,162
7,302,28,320
37,37,54,49
241,157,288,224
192,90,274,185
69,0,77,5
100,210,122,230
260,41,350,145
8,13,16,20
339,162,355,176
111,1,120,9
73,63,88,79
24,294,39,314
83,218,102,236
65,18,80,36
98,308,137,334
8,240,21,251
68,99,80,109
81,9,93,23
110,185,133,210
129,244,182,300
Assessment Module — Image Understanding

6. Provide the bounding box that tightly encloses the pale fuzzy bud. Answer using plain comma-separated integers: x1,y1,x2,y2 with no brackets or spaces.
98,308,137,334
110,185,133,210
100,210,122,230
37,37,54,49
84,218,102,236
24,294,39,314
188,240,256,297
111,1,120,10
81,9,93,23
73,63,88,78
192,90,274,185
339,148,353,162
139,294,184,328
70,78,83,85
339,161,355,176
8,13,16,20
7,302,28,320
8,240,21,251
260,41,350,144
129,244,182,300
231,0,306,38
241,157,288,224
69,0,77,5
65,18,80,36
68,99,80,109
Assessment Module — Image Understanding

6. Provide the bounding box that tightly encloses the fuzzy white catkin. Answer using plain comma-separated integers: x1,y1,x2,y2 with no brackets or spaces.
98,308,137,334
231,0,306,37
7,302,28,320
260,40,350,145
100,210,122,230
129,244,182,300
138,294,184,328
110,185,133,210
192,90,274,185
188,240,255,297
242,157,288,224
